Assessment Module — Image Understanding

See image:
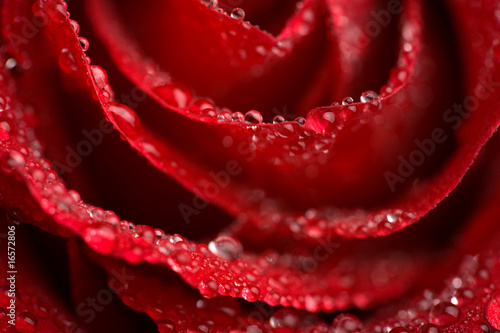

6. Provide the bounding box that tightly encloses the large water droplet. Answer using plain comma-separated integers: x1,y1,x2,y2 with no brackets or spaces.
360,90,379,103
208,235,242,261
108,102,142,140
244,110,263,124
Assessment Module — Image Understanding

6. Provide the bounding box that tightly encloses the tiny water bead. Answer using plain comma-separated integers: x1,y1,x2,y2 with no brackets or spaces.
230,8,245,20
208,235,242,261
244,110,263,124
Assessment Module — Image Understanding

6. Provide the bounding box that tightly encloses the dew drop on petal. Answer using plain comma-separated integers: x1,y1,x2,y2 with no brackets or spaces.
91,65,108,89
17,311,38,333
153,83,193,109
244,110,263,124
418,323,440,333
108,102,142,140
208,235,243,261
241,285,260,302
272,115,285,124
231,8,245,20
46,1,68,23
199,279,218,298
83,224,116,254
59,48,78,73
69,20,80,34
430,302,460,326
360,90,379,103
487,296,500,330
232,111,244,122
6,209,22,226
270,309,300,330
295,117,306,126
342,97,354,105
217,110,232,122
79,37,89,51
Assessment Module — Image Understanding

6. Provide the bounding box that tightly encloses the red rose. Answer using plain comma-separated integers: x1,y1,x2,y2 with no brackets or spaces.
1,0,500,332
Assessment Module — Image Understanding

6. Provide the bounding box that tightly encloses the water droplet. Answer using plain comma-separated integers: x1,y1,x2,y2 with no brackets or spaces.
232,112,244,122
272,115,285,124
430,302,460,326
83,224,116,254
59,48,78,73
270,309,299,330
201,0,218,8
17,311,38,333
69,20,80,34
158,319,176,333
342,97,354,105
79,37,89,51
244,110,263,124
190,99,215,115
6,209,22,225
361,90,379,103
389,328,410,333
108,102,142,140
418,323,440,333
486,296,500,330
231,8,245,20
322,111,335,124
241,285,260,302
217,110,232,122
275,123,297,139
91,65,108,89
208,235,242,261
46,1,68,23
295,117,306,126
199,279,218,298
332,314,362,332
153,83,192,109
